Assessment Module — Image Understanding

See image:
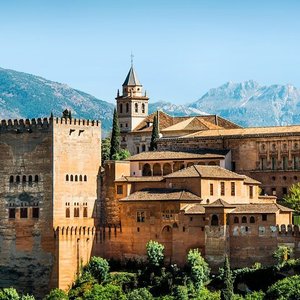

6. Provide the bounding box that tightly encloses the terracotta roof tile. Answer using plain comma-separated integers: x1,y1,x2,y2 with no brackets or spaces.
115,176,165,182
232,203,293,214
127,150,225,161
205,199,236,208
165,165,247,180
183,203,205,214
120,188,201,202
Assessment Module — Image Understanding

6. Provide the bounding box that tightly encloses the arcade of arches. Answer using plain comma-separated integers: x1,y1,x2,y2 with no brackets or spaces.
141,160,219,176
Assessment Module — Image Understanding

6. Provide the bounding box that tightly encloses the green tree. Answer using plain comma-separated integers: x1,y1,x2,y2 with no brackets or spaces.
220,255,234,300
149,114,159,151
110,108,121,159
83,284,126,300
187,249,210,290
21,296,35,300
196,288,221,300
112,148,131,160
283,183,300,213
273,245,293,268
146,240,165,268
43,288,68,300
0,288,20,300
265,275,300,300
244,291,265,300
85,256,110,283
126,288,154,300
101,137,111,164
173,285,189,300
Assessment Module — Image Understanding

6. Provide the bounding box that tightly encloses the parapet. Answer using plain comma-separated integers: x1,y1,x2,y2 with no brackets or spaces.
54,117,101,127
0,118,52,132
277,224,300,236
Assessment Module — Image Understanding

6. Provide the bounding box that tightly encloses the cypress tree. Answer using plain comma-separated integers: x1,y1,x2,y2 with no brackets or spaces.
110,108,121,159
150,113,159,151
221,255,234,300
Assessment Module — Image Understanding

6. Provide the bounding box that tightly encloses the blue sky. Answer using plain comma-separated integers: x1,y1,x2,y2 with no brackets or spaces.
0,0,300,104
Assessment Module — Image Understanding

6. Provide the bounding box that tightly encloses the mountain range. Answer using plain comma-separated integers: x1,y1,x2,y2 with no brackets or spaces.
1,67,300,135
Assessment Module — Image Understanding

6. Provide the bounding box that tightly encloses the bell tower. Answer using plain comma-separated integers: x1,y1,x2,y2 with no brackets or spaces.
116,64,149,137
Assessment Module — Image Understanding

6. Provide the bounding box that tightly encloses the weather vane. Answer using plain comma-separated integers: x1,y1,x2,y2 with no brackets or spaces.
130,52,134,67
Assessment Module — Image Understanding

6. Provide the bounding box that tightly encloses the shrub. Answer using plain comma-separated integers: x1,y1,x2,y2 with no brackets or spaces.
273,245,293,268
173,285,189,300
0,288,20,300
68,271,96,299
106,272,137,292
265,275,300,299
126,288,154,300
43,288,68,300
83,284,126,300
85,257,110,283
196,288,221,300
244,291,265,300
20,296,35,300
187,249,210,290
146,240,165,268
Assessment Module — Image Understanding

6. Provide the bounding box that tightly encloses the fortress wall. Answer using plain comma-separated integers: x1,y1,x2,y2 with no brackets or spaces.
0,119,55,298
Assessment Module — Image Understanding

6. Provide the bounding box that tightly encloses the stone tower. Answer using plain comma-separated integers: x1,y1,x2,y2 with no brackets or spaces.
116,65,149,147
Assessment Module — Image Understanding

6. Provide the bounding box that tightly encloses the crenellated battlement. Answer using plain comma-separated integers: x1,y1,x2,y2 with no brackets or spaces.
0,117,100,132
54,225,96,238
54,117,100,127
276,224,300,236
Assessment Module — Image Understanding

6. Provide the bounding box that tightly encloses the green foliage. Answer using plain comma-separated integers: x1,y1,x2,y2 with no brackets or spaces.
220,255,234,300
244,291,265,300
83,283,126,300
68,271,97,299
195,288,220,300
173,285,189,300
149,114,159,151
101,137,111,164
106,272,137,293
110,108,121,159
126,288,154,300
273,245,293,268
43,288,68,300
265,275,300,299
0,288,20,300
20,296,35,300
146,240,165,267
187,249,210,290
283,182,300,212
111,148,131,160
85,256,110,283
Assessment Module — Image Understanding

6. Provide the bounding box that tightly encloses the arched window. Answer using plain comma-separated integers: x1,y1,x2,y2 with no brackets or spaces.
22,175,26,183
75,175,78,182
126,103,129,113
142,164,152,176
79,175,82,181
66,207,70,218
163,163,172,175
28,175,33,182
250,216,255,223
74,207,80,218
142,103,145,113
211,214,219,226
142,144,146,152
120,103,123,113
9,176,14,183
135,103,138,113
242,216,247,223
16,175,20,183
234,216,239,224
66,174,69,181
153,163,162,176
34,175,39,182
70,175,74,181
84,175,87,182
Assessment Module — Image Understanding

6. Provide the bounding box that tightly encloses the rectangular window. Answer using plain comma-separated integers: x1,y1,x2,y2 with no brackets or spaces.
137,211,145,222
262,214,267,221
231,182,235,196
117,185,123,195
272,187,276,196
260,158,266,170
210,183,214,196
282,187,288,195
220,182,225,196
283,156,288,170
32,207,39,218
231,162,236,171
294,156,299,170
74,207,80,218
83,207,88,218
9,208,16,219
249,186,253,199
272,157,276,170
20,208,28,218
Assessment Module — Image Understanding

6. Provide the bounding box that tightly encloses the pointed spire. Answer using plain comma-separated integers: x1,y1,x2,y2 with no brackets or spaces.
122,66,141,86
